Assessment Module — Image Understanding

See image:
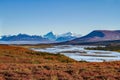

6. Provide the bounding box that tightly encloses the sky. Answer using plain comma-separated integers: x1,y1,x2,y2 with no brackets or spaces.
0,0,120,36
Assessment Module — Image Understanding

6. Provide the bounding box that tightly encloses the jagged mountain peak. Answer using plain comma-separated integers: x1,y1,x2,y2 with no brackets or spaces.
46,31,54,35
43,31,56,41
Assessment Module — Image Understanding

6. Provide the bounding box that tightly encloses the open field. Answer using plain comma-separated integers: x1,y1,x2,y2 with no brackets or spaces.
0,45,120,80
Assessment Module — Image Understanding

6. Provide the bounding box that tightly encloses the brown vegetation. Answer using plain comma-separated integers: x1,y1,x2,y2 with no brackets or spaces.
19,44,54,49
0,45,75,64
86,45,120,52
0,44,120,80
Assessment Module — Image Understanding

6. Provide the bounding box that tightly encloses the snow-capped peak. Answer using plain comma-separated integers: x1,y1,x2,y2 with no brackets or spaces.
59,32,73,37
43,32,56,41
58,32,81,37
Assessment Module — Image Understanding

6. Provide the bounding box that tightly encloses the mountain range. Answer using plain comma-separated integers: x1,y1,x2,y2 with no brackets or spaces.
0,30,120,45
0,32,79,44
0,34,48,41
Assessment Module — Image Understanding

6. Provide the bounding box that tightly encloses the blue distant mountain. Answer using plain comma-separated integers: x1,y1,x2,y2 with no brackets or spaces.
0,34,49,41
1,30,120,45
0,32,81,44
43,32,56,41
56,32,78,42
43,32,80,42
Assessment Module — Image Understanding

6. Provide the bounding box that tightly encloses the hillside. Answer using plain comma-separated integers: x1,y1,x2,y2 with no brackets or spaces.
0,45,120,79
65,30,120,44
0,45,75,64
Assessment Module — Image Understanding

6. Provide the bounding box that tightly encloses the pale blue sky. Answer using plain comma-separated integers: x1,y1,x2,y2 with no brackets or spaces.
0,0,120,36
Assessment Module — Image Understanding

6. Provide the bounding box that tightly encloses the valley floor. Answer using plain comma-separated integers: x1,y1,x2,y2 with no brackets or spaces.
0,45,120,80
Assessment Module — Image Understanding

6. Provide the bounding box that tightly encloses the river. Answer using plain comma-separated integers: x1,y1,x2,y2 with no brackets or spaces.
31,45,120,62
